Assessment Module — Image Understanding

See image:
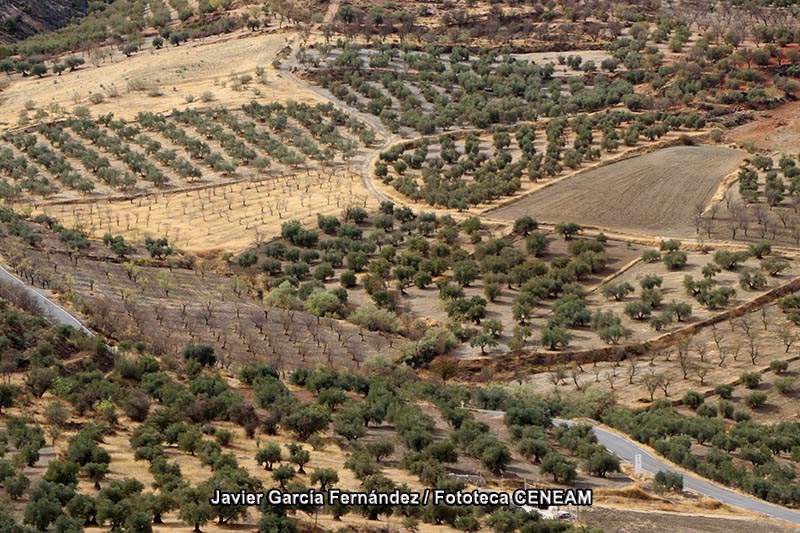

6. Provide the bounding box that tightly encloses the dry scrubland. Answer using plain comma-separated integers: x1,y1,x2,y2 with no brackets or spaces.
4,372,764,533
0,30,321,125
491,145,745,236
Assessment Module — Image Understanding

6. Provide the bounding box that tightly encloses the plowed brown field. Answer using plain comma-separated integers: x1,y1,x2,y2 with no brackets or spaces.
490,145,745,236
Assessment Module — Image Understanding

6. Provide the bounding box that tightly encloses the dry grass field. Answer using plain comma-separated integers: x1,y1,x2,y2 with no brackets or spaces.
0,30,321,126
38,168,375,252
490,145,746,237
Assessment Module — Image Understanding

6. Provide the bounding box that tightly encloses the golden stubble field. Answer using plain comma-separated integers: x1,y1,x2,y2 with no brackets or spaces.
36,167,377,252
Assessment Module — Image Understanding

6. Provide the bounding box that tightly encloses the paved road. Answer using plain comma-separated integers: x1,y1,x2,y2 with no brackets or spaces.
475,409,800,525
278,12,398,206
0,263,93,336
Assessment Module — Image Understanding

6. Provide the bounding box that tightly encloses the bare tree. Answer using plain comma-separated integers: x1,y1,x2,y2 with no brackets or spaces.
549,365,567,389
676,335,691,360
779,323,797,353
695,343,708,364
738,316,754,339
569,363,583,391
716,344,728,368
659,374,673,397
747,335,760,365
202,301,213,326
627,358,638,384
700,216,714,238
710,323,721,348
693,201,705,233
642,370,663,401
604,371,616,391
678,348,691,379
693,363,711,386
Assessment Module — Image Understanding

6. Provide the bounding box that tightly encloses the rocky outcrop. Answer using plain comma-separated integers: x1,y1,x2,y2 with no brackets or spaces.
0,0,90,43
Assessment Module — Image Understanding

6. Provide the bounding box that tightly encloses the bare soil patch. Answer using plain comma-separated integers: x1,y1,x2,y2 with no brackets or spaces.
524,299,800,409
581,505,799,533
491,145,745,236
727,101,800,154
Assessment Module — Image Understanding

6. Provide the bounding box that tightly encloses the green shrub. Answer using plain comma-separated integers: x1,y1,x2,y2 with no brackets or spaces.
716,400,734,418
740,372,761,389
642,250,662,263
696,404,717,417
182,344,216,367
682,391,704,409
743,391,767,408
653,470,683,492
774,377,796,395
769,360,789,374
714,384,733,399
732,409,751,422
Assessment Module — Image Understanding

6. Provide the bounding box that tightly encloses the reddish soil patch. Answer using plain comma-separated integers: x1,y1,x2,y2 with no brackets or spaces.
727,100,800,154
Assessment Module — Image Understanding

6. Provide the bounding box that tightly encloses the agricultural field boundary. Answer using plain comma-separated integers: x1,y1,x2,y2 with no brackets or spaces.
459,274,800,375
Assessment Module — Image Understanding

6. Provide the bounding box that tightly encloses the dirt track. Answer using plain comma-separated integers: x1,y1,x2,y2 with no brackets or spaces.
490,145,745,236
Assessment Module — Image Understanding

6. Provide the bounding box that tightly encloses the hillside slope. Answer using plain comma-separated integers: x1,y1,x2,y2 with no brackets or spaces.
0,0,89,42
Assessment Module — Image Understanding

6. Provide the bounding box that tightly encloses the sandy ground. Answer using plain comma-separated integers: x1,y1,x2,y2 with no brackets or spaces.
490,145,745,237
0,29,322,125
